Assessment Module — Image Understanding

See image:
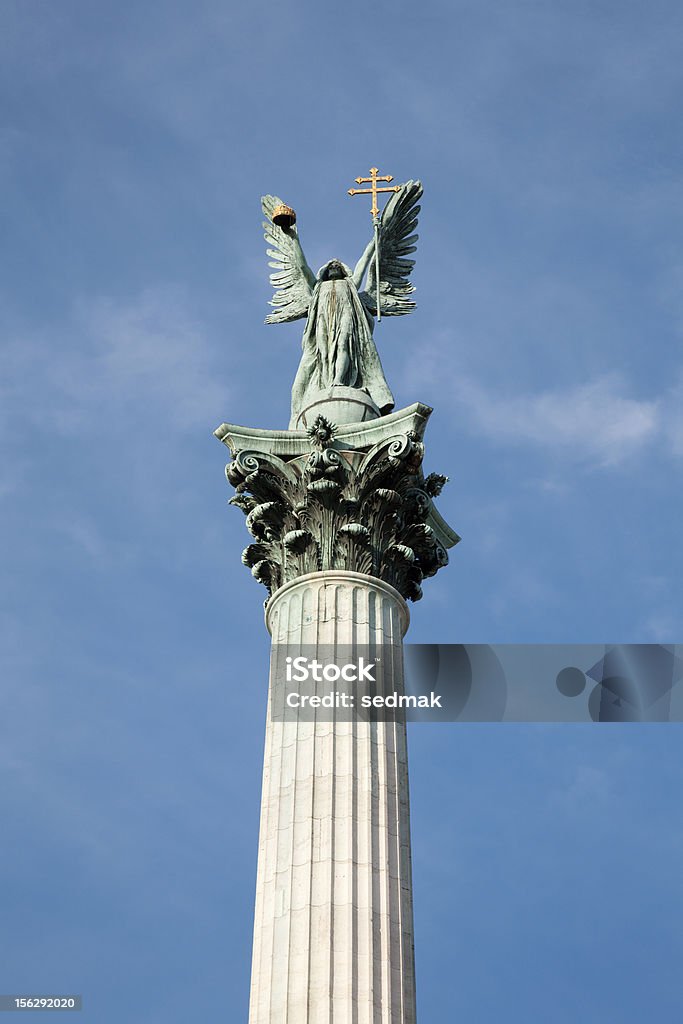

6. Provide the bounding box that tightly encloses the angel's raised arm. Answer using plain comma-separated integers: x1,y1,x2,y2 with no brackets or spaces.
352,236,376,290
261,195,317,324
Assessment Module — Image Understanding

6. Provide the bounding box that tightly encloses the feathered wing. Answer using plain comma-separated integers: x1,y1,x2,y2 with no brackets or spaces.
363,180,422,316
261,195,317,324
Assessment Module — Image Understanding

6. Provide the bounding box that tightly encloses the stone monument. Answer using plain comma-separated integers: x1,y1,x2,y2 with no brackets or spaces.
215,170,458,1023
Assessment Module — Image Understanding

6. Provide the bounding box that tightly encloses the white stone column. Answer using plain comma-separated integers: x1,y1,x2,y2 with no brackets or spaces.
248,570,417,1024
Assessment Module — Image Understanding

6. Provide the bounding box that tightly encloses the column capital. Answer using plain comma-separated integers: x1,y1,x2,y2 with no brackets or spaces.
216,403,459,605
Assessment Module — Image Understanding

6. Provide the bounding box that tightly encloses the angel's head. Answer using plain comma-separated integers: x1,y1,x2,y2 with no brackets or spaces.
319,259,348,281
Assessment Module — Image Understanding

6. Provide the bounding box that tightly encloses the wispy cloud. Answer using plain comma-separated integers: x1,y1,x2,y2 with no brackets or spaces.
663,371,683,457
641,613,682,642
404,336,661,466
1,285,227,438
80,287,226,429
551,760,615,814
453,372,659,466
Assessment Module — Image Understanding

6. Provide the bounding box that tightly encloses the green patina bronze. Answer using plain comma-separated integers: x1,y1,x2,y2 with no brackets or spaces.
214,178,459,602
261,182,422,429
215,404,459,603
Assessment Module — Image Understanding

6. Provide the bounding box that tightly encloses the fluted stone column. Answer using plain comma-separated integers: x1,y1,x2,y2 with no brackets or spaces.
249,571,414,1024
215,403,458,1023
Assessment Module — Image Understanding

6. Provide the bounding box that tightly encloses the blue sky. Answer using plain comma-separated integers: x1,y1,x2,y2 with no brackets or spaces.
1,0,682,1020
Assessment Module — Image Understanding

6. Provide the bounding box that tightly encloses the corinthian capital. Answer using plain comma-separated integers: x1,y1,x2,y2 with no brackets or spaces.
215,403,459,603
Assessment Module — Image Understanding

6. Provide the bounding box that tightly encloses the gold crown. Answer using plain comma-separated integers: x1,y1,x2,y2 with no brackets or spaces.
272,203,296,228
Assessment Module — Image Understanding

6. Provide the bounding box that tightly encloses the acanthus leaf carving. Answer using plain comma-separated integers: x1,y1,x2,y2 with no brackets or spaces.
223,418,454,602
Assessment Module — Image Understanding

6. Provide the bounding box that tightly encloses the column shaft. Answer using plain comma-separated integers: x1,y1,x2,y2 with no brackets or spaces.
248,571,417,1024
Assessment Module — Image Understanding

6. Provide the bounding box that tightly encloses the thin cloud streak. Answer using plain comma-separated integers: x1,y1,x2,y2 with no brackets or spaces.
0,286,227,438
453,372,659,466
404,339,662,466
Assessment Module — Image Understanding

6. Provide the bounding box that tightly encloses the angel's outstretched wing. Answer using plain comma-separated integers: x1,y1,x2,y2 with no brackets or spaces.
261,195,317,324
363,180,422,317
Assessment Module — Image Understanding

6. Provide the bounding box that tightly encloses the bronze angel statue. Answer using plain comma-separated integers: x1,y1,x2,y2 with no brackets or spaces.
261,182,422,428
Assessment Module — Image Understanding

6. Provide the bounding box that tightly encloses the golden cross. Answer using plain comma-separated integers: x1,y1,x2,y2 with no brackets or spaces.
347,166,401,322
348,166,400,217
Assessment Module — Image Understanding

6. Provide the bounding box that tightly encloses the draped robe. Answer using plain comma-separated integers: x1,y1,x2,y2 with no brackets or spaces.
290,261,394,424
